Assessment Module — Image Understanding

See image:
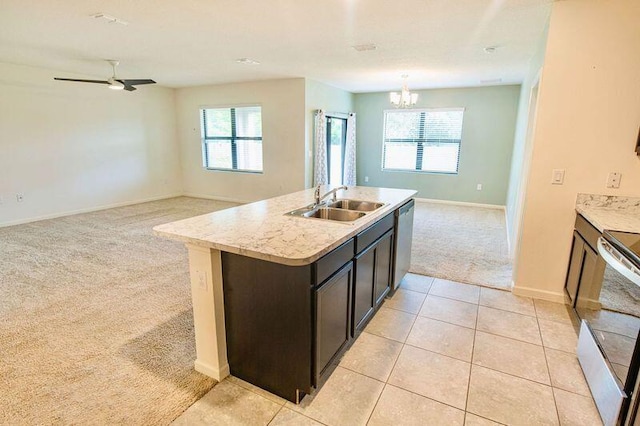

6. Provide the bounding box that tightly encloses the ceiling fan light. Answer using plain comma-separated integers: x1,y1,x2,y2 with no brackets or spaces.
108,79,125,90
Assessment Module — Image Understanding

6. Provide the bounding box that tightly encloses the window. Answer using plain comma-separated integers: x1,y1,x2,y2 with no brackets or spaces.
382,108,464,174
326,116,347,185
201,106,263,172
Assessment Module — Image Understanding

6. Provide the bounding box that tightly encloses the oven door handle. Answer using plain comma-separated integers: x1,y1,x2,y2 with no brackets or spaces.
597,237,640,287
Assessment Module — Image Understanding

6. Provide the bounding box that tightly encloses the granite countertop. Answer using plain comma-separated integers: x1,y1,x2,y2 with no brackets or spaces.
575,193,640,233
154,186,417,266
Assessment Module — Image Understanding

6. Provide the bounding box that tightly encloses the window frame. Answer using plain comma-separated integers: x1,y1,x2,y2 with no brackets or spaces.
381,107,464,175
200,105,264,174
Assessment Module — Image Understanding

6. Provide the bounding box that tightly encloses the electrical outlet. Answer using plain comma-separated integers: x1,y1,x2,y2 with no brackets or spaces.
551,169,565,185
364,176,369,183
476,184,482,191
606,172,621,189
16,193,24,202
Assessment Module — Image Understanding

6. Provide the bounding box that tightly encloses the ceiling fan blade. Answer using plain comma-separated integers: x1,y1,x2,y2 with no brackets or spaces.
117,79,156,86
54,78,110,85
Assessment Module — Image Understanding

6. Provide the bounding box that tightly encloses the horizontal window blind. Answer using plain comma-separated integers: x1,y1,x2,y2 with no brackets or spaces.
382,108,464,174
201,106,263,172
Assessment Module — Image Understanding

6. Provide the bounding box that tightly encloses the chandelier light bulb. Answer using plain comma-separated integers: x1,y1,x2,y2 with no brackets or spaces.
390,76,418,108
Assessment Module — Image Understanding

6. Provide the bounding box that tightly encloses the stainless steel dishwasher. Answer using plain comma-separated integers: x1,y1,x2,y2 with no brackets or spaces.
392,199,414,290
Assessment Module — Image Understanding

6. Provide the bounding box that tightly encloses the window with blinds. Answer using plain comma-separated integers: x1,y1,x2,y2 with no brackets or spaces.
382,108,464,174
201,106,263,173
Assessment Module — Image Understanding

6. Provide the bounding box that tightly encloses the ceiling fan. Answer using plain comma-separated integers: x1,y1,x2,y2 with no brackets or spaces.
54,60,156,91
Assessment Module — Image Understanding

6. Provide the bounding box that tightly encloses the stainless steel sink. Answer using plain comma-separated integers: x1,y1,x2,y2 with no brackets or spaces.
302,207,365,221
287,198,383,222
287,204,366,222
327,199,385,212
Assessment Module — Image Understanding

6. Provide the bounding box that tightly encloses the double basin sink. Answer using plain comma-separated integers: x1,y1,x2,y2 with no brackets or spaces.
288,199,385,222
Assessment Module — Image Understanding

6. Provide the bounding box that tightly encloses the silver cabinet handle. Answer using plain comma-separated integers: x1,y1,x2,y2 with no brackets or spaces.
597,237,640,286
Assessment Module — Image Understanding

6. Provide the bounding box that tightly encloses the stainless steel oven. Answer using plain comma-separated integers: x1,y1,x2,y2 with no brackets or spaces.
575,230,640,426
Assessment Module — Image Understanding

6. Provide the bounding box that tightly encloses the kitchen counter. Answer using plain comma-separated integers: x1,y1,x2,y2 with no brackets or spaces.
154,186,416,266
152,186,416,386
575,193,640,233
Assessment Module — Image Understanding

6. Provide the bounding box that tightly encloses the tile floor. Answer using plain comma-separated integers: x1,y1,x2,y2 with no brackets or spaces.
172,274,603,426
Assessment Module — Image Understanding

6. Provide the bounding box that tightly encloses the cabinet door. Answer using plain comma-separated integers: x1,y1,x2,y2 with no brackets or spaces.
576,243,602,309
565,231,586,304
315,262,352,383
353,246,375,334
374,231,393,306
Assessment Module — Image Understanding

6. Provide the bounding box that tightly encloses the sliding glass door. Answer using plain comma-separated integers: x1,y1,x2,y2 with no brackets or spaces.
326,116,347,185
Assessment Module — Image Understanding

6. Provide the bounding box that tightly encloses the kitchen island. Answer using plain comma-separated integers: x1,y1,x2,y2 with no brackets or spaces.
154,186,416,402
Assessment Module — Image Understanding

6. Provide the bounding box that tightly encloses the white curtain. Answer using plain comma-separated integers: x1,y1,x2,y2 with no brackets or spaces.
343,113,357,186
313,110,328,186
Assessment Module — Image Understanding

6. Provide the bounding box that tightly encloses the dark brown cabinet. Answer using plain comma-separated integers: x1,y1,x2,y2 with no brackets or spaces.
352,215,394,335
374,231,393,306
353,245,375,331
566,231,586,302
220,205,409,404
315,262,352,382
222,239,355,403
565,214,605,306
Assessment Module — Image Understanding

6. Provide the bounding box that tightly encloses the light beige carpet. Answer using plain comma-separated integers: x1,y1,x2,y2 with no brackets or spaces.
0,197,238,425
409,202,513,290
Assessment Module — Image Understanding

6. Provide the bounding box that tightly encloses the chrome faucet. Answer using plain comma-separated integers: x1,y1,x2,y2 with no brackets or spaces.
314,185,348,206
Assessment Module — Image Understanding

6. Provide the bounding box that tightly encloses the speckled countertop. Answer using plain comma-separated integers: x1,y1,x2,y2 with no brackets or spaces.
154,186,417,266
576,193,640,233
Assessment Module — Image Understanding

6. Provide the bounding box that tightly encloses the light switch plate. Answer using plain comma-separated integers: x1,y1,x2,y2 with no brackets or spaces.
551,169,565,185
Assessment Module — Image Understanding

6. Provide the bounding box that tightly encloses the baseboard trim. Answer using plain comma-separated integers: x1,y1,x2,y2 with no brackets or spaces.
182,192,249,205
194,359,230,382
414,197,505,210
512,285,569,304
0,193,184,228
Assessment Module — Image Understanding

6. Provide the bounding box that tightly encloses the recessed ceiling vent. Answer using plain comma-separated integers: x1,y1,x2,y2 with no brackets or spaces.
91,13,129,26
352,44,377,52
236,58,260,65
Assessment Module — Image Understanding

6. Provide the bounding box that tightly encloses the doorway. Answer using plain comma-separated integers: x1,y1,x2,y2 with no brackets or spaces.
326,116,347,185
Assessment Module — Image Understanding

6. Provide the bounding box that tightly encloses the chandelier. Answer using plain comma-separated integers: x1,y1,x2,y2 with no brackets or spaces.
389,75,418,108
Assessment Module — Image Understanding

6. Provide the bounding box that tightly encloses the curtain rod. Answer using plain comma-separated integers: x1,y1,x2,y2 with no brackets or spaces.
316,110,354,118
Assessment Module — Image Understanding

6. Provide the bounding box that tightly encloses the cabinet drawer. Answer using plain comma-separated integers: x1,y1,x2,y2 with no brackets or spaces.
356,213,394,253
315,238,355,285
575,214,601,251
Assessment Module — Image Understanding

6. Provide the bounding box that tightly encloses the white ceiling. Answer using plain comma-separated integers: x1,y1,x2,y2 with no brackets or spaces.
0,0,552,92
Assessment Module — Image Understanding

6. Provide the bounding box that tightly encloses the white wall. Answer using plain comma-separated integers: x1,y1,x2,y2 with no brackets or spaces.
304,79,355,188
505,25,548,257
513,0,640,301
176,79,307,203
0,62,182,227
